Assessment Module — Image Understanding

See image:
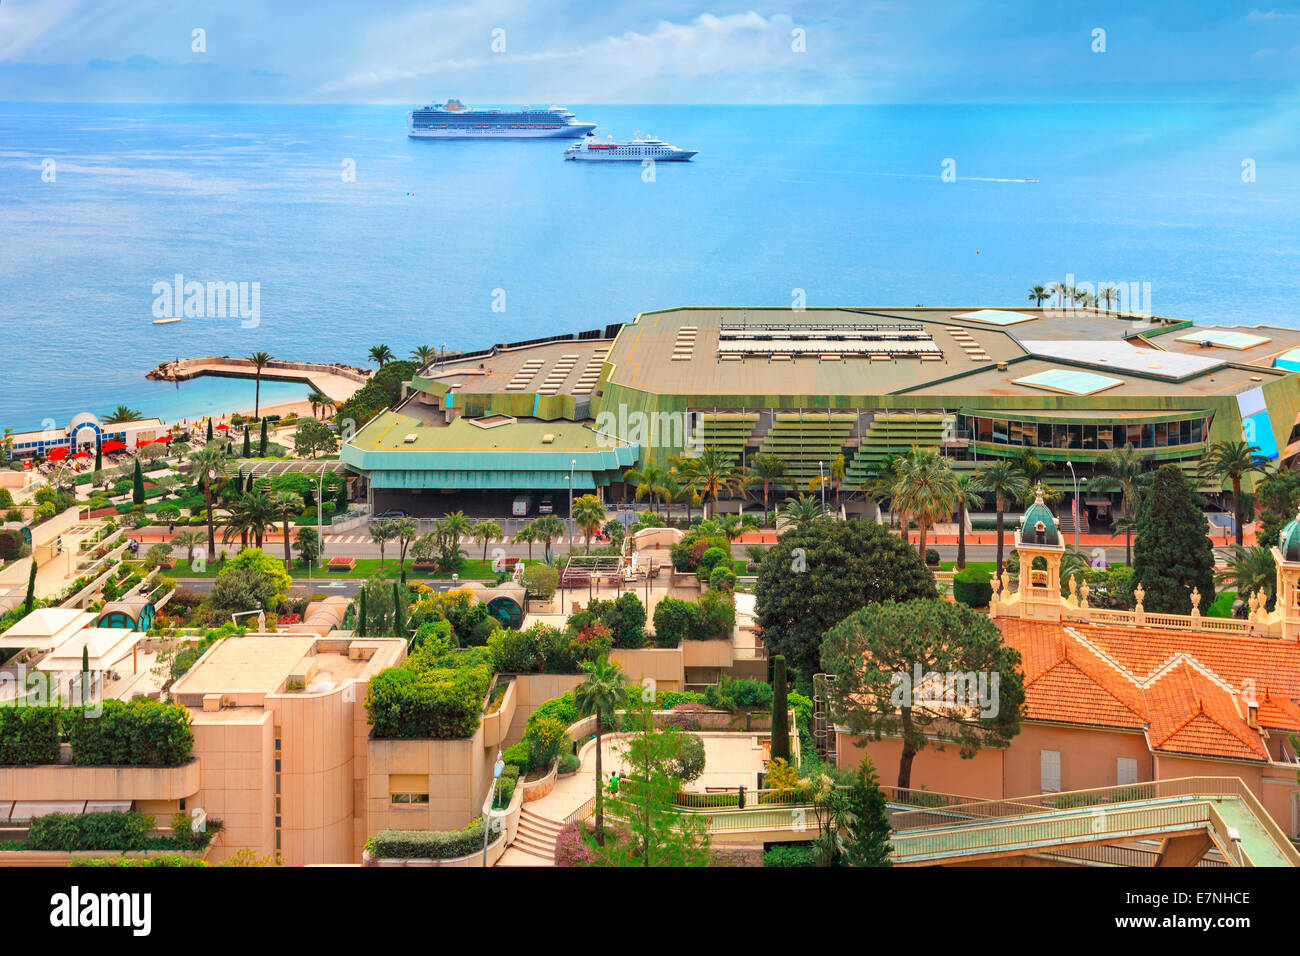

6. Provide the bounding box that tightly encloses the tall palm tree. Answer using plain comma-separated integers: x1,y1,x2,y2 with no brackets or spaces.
1027,284,1050,306
222,488,276,549
245,351,273,419
657,470,685,524
515,521,537,560
829,453,846,508
532,515,565,557
867,454,905,527
891,449,960,560
1098,284,1120,312
685,447,746,513
572,656,628,847
271,491,304,567
368,345,394,369
471,519,503,561
974,460,1031,573
305,391,330,419
104,405,143,424
188,445,229,561
1198,440,1268,546
1046,282,1067,310
172,529,205,565
953,474,985,570
369,518,398,568
1091,445,1151,564
749,454,786,519
623,462,665,515
572,494,607,552
410,345,436,366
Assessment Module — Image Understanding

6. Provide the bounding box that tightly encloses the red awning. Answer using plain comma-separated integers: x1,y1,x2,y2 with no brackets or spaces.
101,440,126,453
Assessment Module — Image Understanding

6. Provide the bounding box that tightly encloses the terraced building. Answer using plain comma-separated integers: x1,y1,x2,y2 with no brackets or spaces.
341,307,1300,520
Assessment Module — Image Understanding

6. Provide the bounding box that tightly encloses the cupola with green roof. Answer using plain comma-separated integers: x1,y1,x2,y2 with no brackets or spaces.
1020,484,1060,547
1279,506,1300,563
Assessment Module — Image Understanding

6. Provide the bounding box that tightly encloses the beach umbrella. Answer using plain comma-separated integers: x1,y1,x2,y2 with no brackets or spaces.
216,423,229,431
47,447,68,461
101,440,127,453
72,450,91,459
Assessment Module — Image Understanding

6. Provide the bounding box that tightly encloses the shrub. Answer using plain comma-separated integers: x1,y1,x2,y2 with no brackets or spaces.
520,563,558,600
925,548,940,566
652,597,695,647
692,589,736,640
554,820,596,867
705,676,773,711
367,818,486,860
525,715,568,770
666,732,706,783
708,566,737,591
502,740,530,772
697,546,730,578
952,568,993,608
764,843,816,867
364,659,492,740
558,753,581,774
28,811,154,851
62,700,193,766
586,592,647,649
0,706,60,765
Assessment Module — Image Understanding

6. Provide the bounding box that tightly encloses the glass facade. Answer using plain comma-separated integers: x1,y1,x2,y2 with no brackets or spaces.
956,414,1209,451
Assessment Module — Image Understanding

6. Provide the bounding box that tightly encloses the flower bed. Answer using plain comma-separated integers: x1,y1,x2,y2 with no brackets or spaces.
328,556,355,572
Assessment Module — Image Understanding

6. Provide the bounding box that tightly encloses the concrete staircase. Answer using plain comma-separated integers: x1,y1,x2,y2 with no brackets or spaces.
495,807,562,867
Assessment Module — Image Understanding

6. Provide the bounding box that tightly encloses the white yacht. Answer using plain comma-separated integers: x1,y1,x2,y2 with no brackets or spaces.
564,133,697,162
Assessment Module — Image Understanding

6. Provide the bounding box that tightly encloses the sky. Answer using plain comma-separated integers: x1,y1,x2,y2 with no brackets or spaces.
1,0,1299,103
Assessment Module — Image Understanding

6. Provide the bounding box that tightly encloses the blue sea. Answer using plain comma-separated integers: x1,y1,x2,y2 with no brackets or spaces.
2,102,1300,430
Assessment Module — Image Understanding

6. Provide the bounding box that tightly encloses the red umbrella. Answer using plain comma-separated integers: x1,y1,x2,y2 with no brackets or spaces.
47,447,68,461
101,440,126,453
215,423,229,431
72,450,91,459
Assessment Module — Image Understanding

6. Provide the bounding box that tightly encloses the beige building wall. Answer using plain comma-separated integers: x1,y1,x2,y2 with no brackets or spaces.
191,712,275,862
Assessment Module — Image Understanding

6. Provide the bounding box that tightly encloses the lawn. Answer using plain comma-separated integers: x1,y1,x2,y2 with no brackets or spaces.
170,557,504,581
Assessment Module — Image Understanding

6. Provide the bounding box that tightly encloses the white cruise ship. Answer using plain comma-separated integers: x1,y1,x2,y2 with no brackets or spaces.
408,99,595,139
564,133,698,162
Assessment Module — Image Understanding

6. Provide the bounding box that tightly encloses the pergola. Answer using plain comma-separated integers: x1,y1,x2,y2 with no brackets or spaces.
232,459,350,478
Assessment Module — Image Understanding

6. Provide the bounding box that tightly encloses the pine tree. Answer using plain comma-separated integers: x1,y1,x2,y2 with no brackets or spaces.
259,418,268,456
842,756,893,867
356,589,367,637
1131,464,1216,614
23,559,37,615
132,459,145,506
770,655,790,763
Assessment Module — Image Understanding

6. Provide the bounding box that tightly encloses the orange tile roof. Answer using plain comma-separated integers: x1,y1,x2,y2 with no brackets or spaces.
996,618,1299,764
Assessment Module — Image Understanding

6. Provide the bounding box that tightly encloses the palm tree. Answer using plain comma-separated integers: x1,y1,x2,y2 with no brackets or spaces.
685,447,746,513
222,489,276,549
471,519,503,561
974,460,1031,573
245,351,272,419
749,454,786,519
657,470,685,524
368,345,394,369
953,474,985,570
532,515,566,557
783,494,825,529
394,518,418,581
172,529,205,565
370,519,398,568
1091,445,1151,564
188,445,229,561
410,345,436,366
891,449,960,560
1027,284,1050,306
305,391,331,419
515,521,537,560
572,656,628,847
1216,545,1276,610
1098,284,1120,312
104,405,143,424
1199,440,1268,547
435,512,470,570
622,462,665,515
1047,282,1067,310
572,494,607,552
271,491,304,567
867,454,905,527
829,454,846,508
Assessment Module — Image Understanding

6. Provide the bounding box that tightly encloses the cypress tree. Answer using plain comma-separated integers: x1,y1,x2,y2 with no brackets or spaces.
392,581,404,637
770,654,790,762
259,418,268,456
1131,463,1217,614
242,427,251,458
206,417,214,442
335,479,348,513
23,559,37,615
132,459,145,506
94,436,102,471
356,588,367,637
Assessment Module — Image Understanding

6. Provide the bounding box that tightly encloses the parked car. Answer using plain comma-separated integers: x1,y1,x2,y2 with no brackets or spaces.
373,509,407,521
512,495,532,517
538,495,554,514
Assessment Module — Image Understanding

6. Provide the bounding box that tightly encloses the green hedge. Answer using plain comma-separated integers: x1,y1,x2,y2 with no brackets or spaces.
28,811,154,851
365,662,492,739
952,568,993,608
62,700,193,767
367,818,486,859
0,707,60,766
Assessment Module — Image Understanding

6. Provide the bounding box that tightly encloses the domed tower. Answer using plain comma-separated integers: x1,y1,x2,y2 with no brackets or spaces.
1015,484,1065,622
1270,506,1300,640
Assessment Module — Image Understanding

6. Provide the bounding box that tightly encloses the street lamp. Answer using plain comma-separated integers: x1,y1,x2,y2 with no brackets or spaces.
568,459,576,544
483,750,505,867
1064,461,1087,550
818,460,826,512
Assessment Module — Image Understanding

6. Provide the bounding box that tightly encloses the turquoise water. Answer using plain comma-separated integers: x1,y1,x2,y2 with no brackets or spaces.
2,102,1299,429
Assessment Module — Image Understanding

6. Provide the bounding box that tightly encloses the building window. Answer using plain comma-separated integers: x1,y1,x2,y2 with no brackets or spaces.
1040,750,1061,793
391,793,430,805
1117,757,1138,786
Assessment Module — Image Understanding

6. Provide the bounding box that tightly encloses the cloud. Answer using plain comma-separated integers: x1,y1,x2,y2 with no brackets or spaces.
1246,9,1300,20
88,54,164,71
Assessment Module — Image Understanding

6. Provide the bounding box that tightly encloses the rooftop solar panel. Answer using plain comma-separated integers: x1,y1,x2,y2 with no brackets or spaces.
1013,368,1124,395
